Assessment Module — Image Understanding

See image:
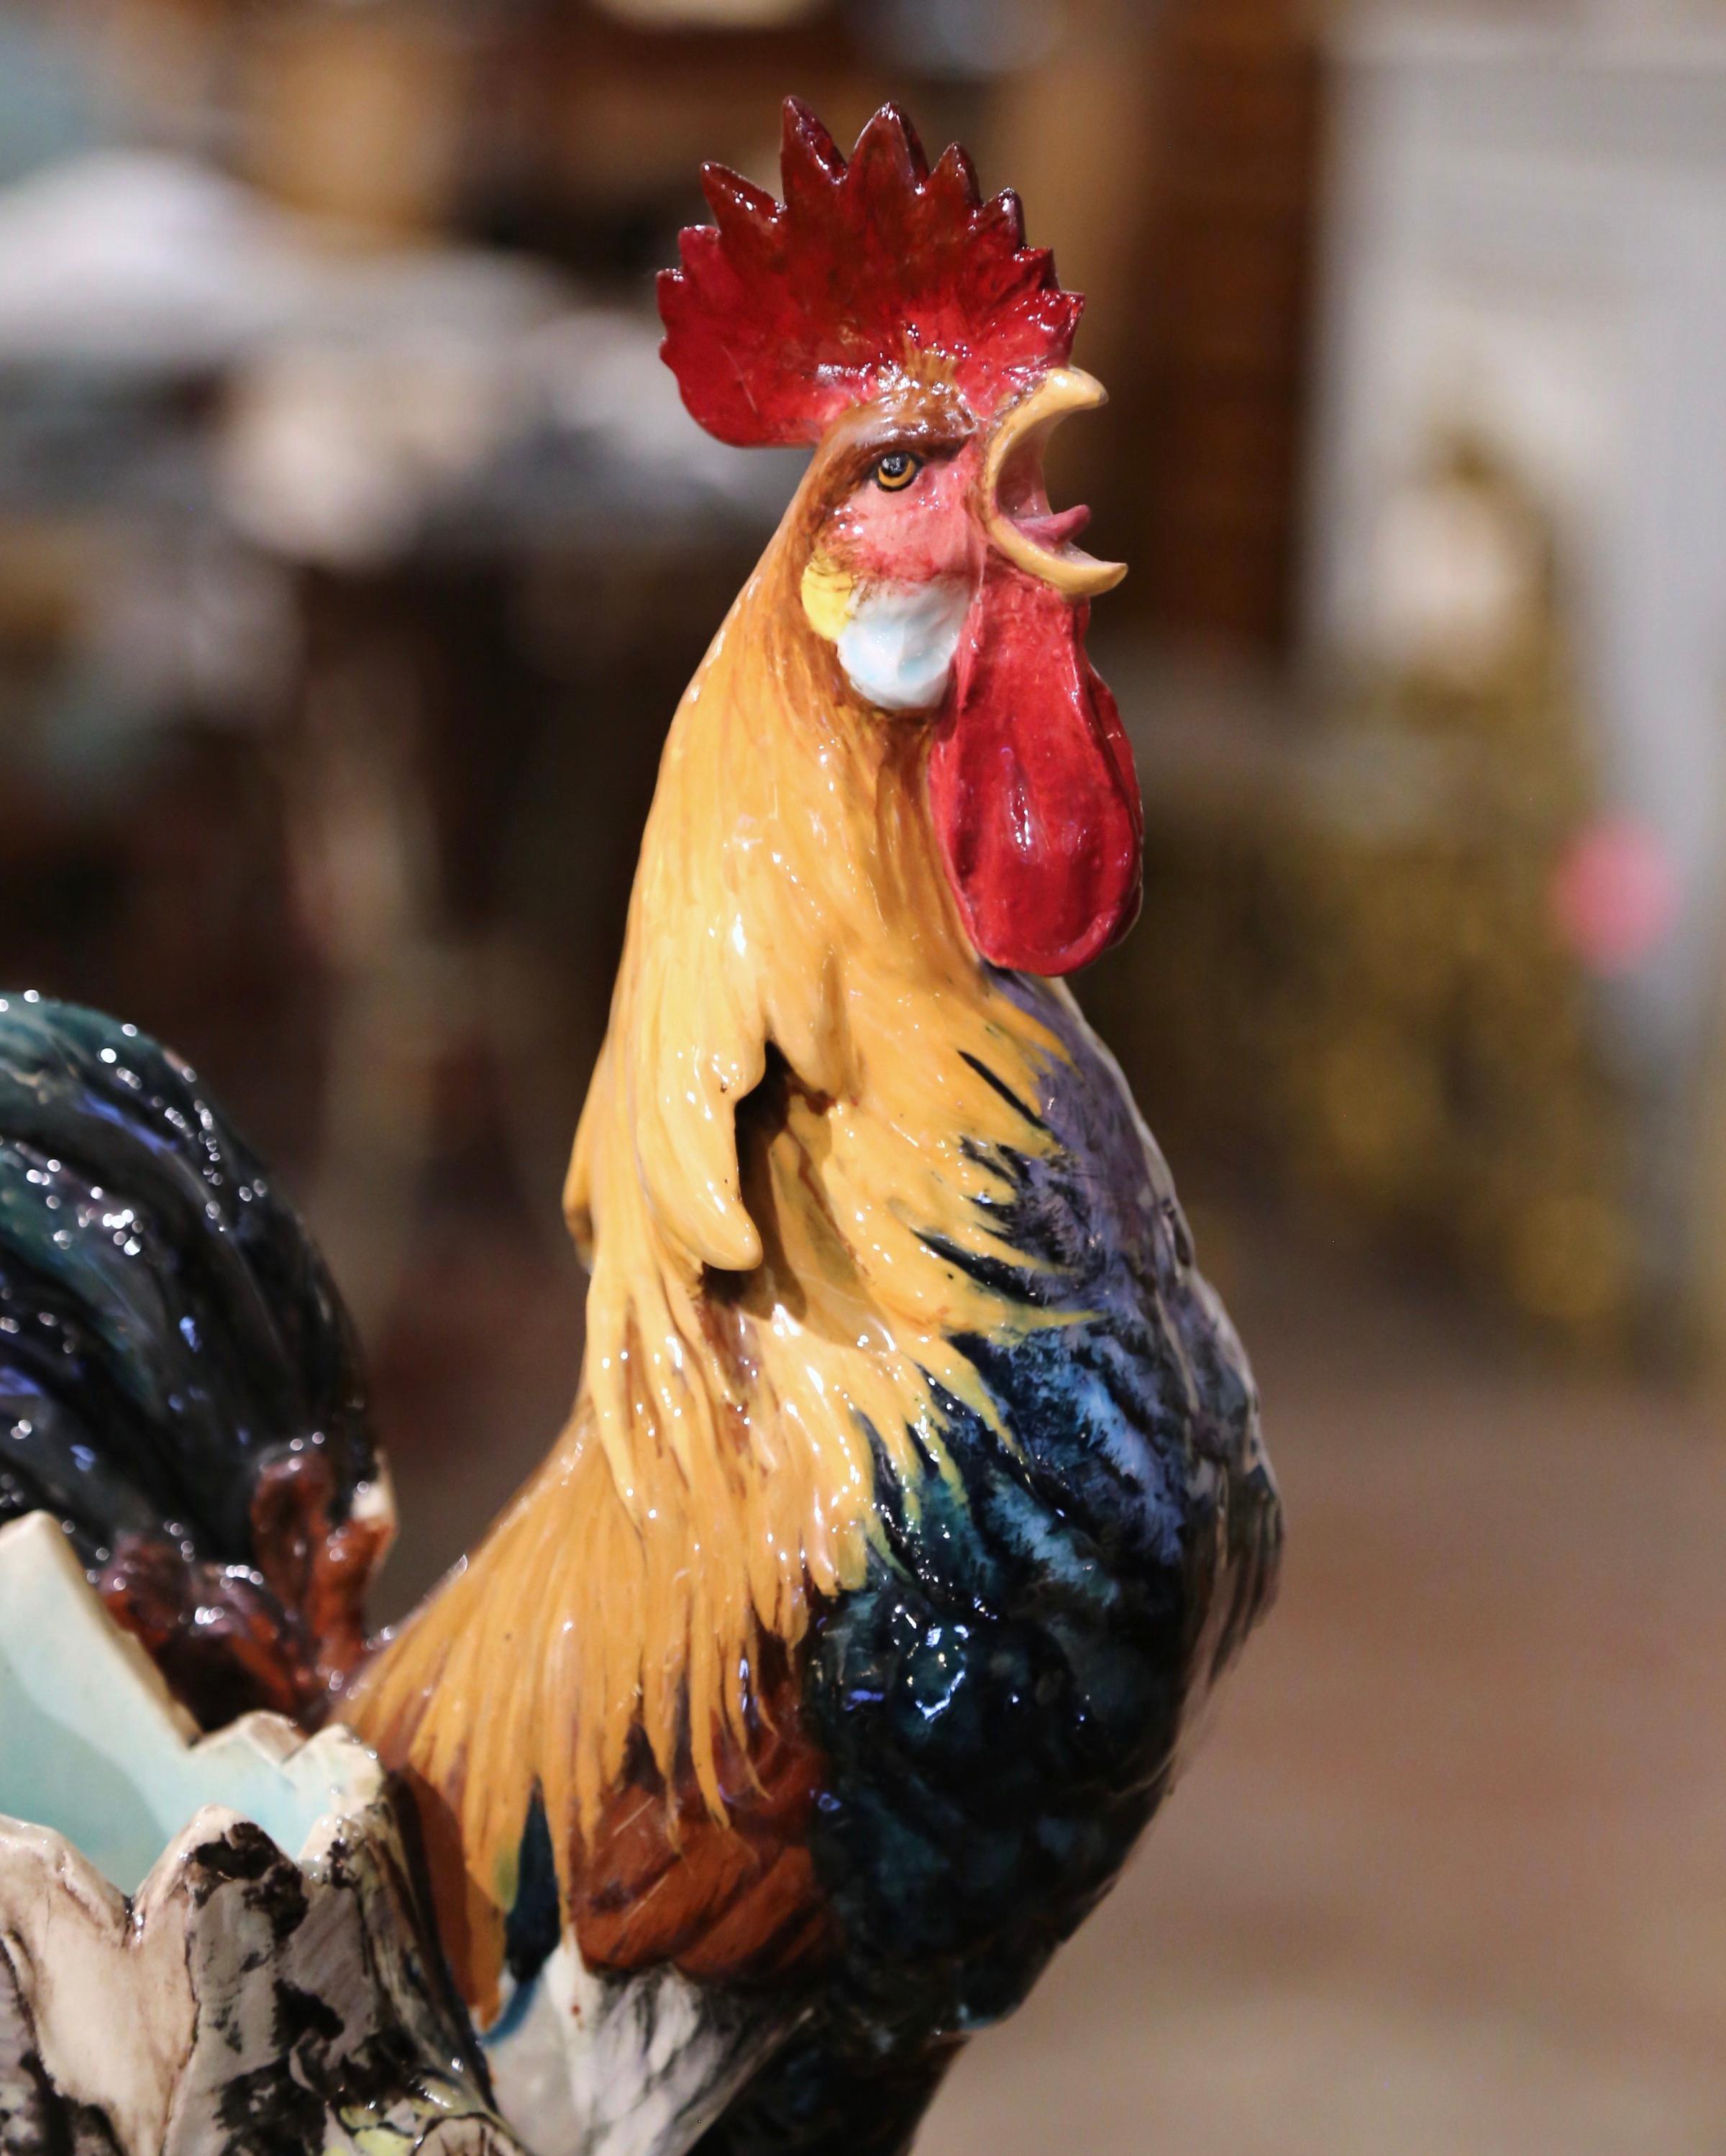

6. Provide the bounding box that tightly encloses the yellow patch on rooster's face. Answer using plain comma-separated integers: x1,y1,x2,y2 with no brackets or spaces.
800,544,973,715
798,553,855,644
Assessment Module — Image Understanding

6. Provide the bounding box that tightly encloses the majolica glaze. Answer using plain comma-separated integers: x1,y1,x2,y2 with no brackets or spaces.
0,1515,521,2155
0,102,1279,2156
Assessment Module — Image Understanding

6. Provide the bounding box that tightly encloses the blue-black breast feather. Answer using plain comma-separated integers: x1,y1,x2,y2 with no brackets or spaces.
695,986,1281,2156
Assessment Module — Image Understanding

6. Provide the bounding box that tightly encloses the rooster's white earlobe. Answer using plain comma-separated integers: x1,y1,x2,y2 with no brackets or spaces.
836,582,970,713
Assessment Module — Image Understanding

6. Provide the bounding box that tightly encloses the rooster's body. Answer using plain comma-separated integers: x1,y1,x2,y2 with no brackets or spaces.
0,102,1279,2156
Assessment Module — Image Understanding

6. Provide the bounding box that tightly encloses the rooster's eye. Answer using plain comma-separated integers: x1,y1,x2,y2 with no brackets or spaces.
872,450,923,493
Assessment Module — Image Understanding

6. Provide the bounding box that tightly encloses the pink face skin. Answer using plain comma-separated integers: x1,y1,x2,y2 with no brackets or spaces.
819,437,983,585
798,381,1142,978
812,420,1091,593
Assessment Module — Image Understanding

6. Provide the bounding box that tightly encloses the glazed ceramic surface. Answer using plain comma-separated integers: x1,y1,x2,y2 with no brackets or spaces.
0,99,1279,2156
0,1512,374,1894
0,1519,521,2155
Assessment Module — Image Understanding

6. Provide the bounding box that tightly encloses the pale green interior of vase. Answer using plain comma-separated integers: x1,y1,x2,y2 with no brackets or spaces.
0,1512,380,1894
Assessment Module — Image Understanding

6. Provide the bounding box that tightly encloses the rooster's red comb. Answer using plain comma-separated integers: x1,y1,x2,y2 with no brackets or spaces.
659,99,1084,449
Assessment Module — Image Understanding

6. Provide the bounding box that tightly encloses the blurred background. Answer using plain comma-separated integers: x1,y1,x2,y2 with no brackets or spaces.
0,0,1722,2146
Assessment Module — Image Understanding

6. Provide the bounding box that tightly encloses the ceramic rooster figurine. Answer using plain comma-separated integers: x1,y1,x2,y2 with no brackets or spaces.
0,103,1279,2156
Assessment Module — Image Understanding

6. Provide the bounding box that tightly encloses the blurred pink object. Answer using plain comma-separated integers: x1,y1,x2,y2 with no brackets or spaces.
1549,816,1679,975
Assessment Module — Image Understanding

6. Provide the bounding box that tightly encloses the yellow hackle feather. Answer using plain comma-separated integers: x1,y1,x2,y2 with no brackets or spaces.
344,444,1078,1957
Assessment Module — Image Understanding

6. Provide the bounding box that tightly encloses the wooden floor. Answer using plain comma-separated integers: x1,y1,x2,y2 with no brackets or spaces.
361,1198,1726,2155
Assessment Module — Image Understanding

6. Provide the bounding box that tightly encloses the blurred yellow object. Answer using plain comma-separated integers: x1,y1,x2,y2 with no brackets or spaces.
0,519,100,662
1308,437,1634,1345
1509,1195,1634,1330
238,11,462,237
1092,434,1641,1354
591,0,825,22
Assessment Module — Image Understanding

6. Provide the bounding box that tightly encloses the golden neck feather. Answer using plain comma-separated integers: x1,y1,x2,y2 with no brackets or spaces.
348,468,1073,1935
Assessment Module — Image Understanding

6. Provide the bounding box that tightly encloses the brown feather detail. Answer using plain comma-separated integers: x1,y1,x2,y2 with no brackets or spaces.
250,1448,388,1701
396,1761,507,2028
98,1535,308,1727
97,1445,390,1731
570,1648,834,1986
362,1632,833,2016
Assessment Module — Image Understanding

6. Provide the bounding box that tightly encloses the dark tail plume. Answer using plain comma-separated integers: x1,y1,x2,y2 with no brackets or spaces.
0,994,390,1729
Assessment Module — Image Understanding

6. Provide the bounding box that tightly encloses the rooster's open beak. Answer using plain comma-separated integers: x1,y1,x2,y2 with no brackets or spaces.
980,368,1127,599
